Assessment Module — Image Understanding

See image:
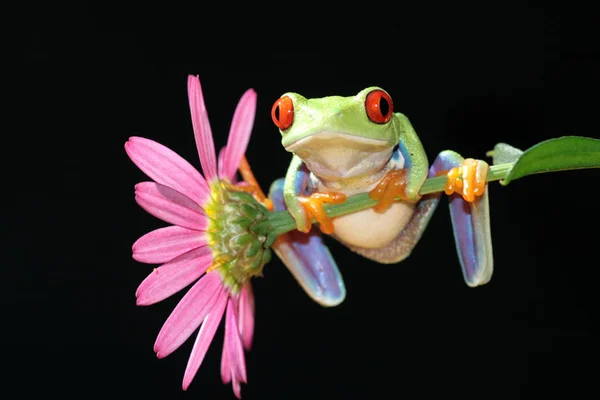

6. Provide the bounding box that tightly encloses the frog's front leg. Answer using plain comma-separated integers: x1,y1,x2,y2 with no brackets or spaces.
369,113,429,212
284,155,346,234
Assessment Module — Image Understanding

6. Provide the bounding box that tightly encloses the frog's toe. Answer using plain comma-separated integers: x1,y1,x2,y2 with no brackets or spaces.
443,158,489,203
369,169,416,213
298,191,346,235
231,181,274,210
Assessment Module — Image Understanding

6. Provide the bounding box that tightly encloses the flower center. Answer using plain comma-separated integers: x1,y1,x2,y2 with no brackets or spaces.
204,180,272,293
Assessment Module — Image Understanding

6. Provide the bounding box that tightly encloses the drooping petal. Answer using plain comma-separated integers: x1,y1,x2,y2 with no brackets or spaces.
182,288,229,390
237,283,255,350
219,89,256,181
125,136,209,205
225,297,247,384
135,182,207,231
154,272,223,358
135,246,213,306
187,75,218,183
220,299,247,399
132,225,207,264
232,377,242,399
222,297,248,398
220,335,231,384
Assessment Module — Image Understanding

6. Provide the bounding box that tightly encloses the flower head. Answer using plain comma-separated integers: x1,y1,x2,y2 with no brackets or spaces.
125,75,270,398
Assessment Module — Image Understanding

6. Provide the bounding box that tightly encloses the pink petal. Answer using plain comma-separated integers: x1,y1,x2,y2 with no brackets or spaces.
237,283,255,351
232,377,242,399
135,246,213,306
220,335,231,384
125,137,209,205
132,226,207,264
154,272,223,358
219,89,257,181
225,297,247,383
187,75,218,183
222,296,247,398
217,146,234,183
182,288,229,390
135,182,207,231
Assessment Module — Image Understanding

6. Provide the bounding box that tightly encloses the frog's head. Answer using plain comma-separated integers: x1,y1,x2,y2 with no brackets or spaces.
271,87,403,180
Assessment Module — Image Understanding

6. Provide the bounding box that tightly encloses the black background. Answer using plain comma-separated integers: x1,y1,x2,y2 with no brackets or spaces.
7,3,599,399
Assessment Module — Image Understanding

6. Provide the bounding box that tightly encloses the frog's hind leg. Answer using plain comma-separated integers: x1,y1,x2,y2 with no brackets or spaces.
342,150,493,287
434,151,493,287
268,178,346,307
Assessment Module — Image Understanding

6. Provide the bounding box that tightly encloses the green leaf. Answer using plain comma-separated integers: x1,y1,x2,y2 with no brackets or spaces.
500,136,600,185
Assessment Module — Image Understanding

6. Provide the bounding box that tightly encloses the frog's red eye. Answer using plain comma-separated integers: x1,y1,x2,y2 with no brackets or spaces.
271,96,294,130
365,89,394,124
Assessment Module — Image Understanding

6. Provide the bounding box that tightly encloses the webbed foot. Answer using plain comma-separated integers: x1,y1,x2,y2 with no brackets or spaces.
231,155,274,210
369,169,419,213
298,192,346,234
231,182,274,211
443,158,489,202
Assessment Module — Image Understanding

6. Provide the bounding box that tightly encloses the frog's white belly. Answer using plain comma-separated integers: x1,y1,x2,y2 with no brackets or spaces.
309,160,414,249
332,201,414,248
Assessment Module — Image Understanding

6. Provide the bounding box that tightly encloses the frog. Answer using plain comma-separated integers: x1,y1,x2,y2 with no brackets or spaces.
267,87,493,307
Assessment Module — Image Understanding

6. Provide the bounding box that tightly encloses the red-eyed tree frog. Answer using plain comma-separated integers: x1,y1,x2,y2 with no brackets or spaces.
268,87,493,307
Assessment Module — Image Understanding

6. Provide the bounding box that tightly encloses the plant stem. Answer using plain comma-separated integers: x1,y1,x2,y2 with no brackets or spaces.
259,162,514,239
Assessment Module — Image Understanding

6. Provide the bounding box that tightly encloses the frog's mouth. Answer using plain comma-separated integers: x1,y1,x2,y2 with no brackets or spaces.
284,131,395,180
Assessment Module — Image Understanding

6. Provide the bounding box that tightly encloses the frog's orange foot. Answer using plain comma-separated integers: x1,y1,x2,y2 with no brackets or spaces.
231,182,274,211
298,192,346,235
444,158,488,202
234,155,274,210
369,169,412,213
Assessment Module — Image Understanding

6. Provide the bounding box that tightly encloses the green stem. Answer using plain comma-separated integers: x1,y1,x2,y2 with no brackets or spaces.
260,162,514,238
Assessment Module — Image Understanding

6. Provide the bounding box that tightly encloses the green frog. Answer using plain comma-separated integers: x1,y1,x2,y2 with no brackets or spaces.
268,87,493,306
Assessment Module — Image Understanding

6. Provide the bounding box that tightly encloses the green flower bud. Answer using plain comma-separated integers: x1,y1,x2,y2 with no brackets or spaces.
205,182,273,293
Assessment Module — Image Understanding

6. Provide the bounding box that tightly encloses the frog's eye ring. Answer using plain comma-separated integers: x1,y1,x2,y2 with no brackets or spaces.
365,89,394,124
271,96,294,130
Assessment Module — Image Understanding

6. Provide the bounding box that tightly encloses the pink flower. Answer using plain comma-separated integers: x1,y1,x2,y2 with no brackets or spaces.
125,75,264,398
